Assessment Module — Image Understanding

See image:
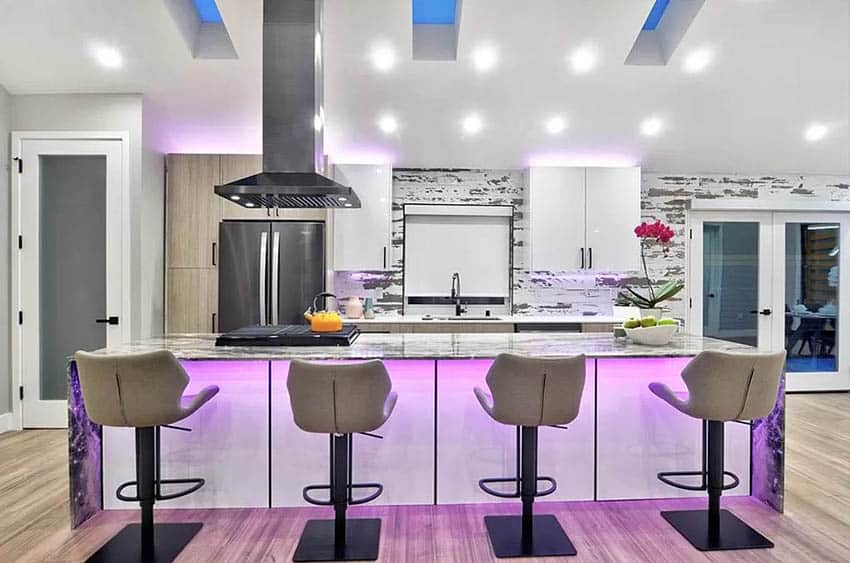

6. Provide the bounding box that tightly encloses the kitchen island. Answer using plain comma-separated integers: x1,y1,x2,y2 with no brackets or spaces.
68,332,784,529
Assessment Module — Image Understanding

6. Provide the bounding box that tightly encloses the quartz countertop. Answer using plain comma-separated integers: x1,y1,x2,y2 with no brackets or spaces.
342,315,624,324
85,332,754,361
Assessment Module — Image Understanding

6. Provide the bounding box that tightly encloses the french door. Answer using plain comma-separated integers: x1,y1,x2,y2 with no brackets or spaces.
14,137,128,427
689,210,850,392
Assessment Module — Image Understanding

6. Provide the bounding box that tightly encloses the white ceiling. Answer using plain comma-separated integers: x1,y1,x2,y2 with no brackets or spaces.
1,0,848,174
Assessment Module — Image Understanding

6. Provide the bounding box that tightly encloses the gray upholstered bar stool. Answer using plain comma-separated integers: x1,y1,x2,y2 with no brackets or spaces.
649,350,785,552
287,359,397,562
474,353,586,558
75,350,219,563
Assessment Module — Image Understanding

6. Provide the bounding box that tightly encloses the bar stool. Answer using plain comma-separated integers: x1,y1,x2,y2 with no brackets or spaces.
75,350,219,563
287,359,397,562
474,353,586,558
649,350,785,552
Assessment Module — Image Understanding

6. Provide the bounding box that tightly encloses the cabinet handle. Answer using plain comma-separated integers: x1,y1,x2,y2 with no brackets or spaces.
212,242,217,266
383,246,387,269
588,247,593,269
211,312,217,333
580,248,585,269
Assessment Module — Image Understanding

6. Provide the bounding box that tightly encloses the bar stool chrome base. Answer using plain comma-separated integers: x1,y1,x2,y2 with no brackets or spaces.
485,515,576,558
661,510,774,552
293,519,381,562
86,522,202,563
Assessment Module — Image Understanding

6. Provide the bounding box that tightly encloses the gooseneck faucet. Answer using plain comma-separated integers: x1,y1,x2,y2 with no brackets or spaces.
450,272,466,317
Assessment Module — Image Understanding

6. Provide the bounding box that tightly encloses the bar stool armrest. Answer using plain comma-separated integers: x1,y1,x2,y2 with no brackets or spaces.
648,382,690,415
180,385,220,419
473,387,495,418
383,391,398,421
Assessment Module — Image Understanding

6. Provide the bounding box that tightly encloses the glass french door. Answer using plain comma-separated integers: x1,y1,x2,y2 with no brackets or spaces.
690,211,850,392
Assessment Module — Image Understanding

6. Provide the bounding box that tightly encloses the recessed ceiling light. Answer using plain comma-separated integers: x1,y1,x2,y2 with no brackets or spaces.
683,47,713,74
804,123,829,142
462,114,483,135
90,43,123,69
371,44,396,72
569,45,598,74
377,114,399,134
545,116,567,135
640,116,664,137
472,44,498,73
229,195,241,201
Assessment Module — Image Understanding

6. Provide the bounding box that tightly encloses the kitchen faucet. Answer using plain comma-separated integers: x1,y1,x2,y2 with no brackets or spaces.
450,272,466,317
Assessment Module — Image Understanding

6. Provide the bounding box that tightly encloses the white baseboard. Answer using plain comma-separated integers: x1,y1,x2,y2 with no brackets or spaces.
0,412,15,434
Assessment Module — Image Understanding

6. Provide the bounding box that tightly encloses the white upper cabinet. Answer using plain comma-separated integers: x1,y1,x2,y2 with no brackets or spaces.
332,163,393,270
585,167,641,272
529,166,641,272
529,167,587,270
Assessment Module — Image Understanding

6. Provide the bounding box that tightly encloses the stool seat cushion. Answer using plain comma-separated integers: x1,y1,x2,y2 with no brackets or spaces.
287,360,396,434
475,353,585,427
75,350,219,428
649,350,785,422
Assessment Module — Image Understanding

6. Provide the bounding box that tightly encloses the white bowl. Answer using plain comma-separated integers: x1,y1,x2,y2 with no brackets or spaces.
624,324,678,346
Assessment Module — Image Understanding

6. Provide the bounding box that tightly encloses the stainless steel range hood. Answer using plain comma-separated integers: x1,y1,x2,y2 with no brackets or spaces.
215,0,360,209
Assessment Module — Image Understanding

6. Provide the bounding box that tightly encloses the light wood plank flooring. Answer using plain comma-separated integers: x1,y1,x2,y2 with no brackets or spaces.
1,393,849,562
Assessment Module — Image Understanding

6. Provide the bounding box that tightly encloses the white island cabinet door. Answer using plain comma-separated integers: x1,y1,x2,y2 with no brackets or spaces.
585,167,641,272
529,166,587,270
332,163,392,270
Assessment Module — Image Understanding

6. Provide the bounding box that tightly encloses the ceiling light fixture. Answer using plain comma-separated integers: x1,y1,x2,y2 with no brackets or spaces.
569,45,598,74
545,116,567,135
371,44,396,72
804,123,828,142
640,116,664,137
683,47,713,74
462,114,483,135
90,43,123,69
377,114,399,134
472,44,498,73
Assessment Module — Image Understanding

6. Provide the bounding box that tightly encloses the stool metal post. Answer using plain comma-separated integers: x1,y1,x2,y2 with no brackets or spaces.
706,421,724,542
520,426,537,551
136,427,156,557
332,434,349,557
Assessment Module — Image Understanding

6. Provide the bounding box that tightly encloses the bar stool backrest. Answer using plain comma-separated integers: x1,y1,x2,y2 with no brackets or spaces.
681,351,786,421
75,350,190,428
287,360,393,434
485,353,585,427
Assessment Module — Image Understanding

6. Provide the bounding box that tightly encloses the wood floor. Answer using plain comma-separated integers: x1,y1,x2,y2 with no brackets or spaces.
2,393,849,562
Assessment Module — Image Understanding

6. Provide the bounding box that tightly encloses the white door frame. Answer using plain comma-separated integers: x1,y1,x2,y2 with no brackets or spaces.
686,206,850,392
10,131,132,430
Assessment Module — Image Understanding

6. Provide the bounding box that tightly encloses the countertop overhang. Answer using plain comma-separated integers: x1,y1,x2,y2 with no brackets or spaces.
87,332,755,361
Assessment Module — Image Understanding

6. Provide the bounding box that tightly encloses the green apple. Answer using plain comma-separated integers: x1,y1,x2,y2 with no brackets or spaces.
658,318,678,326
623,318,641,329
640,316,658,328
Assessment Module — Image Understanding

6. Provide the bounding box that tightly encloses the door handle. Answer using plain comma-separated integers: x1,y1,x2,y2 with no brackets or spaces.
95,316,119,325
259,232,268,326
383,246,387,269
749,309,772,316
707,293,716,298
212,242,217,266
271,231,280,325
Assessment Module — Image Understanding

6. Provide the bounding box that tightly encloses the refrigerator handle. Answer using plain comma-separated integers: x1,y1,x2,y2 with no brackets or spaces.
259,231,268,325
271,231,280,325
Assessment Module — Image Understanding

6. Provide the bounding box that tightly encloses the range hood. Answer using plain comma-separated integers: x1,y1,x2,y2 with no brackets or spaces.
215,0,360,209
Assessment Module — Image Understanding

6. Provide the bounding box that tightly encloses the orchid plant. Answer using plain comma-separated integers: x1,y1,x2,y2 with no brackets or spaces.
617,220,685,310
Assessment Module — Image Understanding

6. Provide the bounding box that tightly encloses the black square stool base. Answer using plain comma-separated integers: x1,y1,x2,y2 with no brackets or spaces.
293,518,382,562
661,510,774,552
484,515,577,558
86,523,203,563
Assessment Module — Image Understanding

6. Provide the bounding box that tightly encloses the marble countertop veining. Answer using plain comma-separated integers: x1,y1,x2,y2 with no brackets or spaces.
86,332,754,361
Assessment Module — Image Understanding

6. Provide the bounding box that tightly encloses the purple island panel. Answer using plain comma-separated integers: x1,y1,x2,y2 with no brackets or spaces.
68,360,102,528
751,375,785,512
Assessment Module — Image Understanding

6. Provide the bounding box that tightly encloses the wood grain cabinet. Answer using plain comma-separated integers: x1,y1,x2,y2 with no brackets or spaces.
166,268,218,333
166,154,221,269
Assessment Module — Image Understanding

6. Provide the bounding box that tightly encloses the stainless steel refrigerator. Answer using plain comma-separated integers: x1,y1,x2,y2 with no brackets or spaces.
218,221,325,332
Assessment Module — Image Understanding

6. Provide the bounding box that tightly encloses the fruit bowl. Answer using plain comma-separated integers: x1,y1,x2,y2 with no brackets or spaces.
624,323,678,346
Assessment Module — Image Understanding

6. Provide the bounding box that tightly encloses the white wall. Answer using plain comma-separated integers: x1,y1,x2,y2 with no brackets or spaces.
10,93,164,340
0,85,11,415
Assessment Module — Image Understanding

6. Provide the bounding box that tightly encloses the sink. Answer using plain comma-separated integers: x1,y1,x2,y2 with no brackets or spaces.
423,315,502,321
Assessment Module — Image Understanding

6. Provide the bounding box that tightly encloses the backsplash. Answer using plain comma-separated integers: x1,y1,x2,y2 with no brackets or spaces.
333,169,627,317
335,169,850,321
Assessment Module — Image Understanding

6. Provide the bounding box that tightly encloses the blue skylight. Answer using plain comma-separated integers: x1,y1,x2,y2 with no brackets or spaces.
642,0,670,31
194,0,223,24
413,0,457,25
